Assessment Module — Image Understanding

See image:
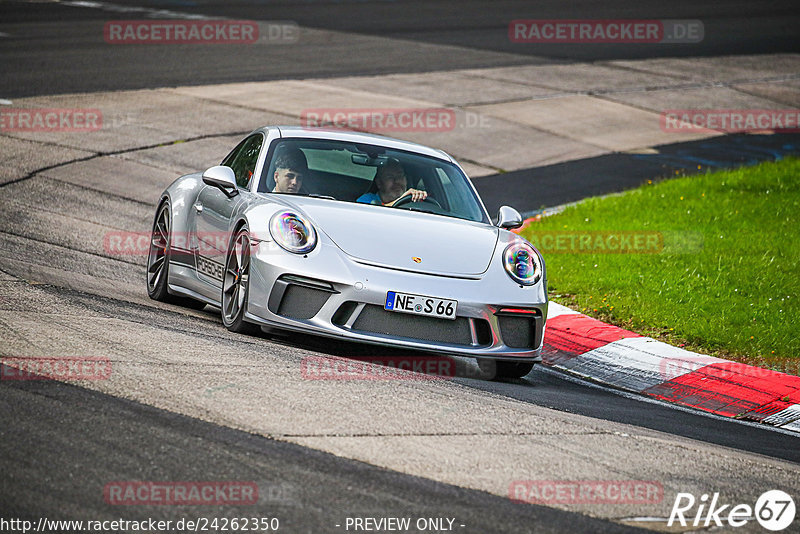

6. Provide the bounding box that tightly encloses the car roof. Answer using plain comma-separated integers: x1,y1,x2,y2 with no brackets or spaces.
264,126,455,163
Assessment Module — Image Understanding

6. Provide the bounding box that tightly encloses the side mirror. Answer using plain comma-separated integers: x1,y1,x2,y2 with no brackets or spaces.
496,206,522,229
202,166,239,197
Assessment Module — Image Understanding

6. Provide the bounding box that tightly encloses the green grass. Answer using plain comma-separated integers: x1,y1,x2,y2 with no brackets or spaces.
520,157,800,375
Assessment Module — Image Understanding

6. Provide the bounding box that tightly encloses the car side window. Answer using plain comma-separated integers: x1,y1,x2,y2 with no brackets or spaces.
223,135,263,189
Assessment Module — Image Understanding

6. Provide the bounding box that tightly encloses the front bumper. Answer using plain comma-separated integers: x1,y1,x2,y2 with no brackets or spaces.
245,239,547,362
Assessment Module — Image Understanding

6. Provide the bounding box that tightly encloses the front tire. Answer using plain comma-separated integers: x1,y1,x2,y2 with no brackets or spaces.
222,226,259,334
478,360,535,380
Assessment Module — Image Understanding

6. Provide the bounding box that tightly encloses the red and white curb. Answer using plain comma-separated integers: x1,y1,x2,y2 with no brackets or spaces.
543,303,800,433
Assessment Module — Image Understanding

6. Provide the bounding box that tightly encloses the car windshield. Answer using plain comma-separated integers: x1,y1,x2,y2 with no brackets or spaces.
258,138,489,223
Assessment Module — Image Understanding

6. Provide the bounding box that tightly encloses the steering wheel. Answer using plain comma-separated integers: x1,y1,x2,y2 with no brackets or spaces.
392,193,442,209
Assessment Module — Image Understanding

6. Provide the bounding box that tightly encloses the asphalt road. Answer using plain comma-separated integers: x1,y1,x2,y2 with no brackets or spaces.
1,365,646,533
261,327,800,463
1,275,798,531
1,0,798,97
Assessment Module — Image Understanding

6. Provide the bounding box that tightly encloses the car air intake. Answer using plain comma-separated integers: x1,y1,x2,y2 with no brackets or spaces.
495,308,543,349
268,275,336,320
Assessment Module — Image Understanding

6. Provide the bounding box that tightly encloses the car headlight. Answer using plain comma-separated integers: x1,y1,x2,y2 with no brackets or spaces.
269,211,317,254
503,242,541,285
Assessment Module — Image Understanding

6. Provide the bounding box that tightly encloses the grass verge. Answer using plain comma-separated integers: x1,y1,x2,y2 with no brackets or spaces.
519,157,799,375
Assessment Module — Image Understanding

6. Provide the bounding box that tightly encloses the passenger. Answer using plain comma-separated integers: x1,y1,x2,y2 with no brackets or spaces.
357,159,427,206
272,148,307,194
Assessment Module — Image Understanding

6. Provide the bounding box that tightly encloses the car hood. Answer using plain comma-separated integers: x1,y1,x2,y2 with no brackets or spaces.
278,197,499,276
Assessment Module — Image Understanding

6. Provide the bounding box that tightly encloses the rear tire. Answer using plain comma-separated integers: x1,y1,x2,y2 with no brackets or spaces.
146,200,207,310
478,360,535,380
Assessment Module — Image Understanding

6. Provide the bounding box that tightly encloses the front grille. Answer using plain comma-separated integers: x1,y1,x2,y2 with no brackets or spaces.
351,305,473,346
276,284,330,320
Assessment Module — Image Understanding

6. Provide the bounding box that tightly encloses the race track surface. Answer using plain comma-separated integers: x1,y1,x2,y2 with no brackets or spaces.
1,1,799,532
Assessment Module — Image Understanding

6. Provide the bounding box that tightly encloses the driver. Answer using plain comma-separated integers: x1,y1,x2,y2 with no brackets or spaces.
272,148,307,194
357,159,427,206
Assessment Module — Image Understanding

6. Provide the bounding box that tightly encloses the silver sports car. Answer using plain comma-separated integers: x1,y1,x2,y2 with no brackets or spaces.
147,126,547,379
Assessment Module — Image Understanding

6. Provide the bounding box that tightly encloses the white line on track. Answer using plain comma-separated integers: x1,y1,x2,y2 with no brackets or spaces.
61,0,209,20
58,0,298,45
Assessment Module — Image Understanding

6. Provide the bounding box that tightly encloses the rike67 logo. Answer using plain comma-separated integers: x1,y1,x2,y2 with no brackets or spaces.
669,490,796,531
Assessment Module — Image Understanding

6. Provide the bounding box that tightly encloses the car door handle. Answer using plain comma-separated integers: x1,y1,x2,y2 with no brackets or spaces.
194,202,203,213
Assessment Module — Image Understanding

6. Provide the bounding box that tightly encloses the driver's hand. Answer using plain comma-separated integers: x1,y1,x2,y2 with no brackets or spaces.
395,188,427,204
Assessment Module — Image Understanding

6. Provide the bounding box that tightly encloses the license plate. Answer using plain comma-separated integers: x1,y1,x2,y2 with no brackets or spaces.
384,291,457,320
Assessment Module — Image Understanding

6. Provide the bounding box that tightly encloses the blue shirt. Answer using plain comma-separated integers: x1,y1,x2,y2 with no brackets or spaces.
356,192,383,205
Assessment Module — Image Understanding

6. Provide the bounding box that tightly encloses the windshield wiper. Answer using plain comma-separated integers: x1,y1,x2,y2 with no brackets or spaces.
306,193,336,200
